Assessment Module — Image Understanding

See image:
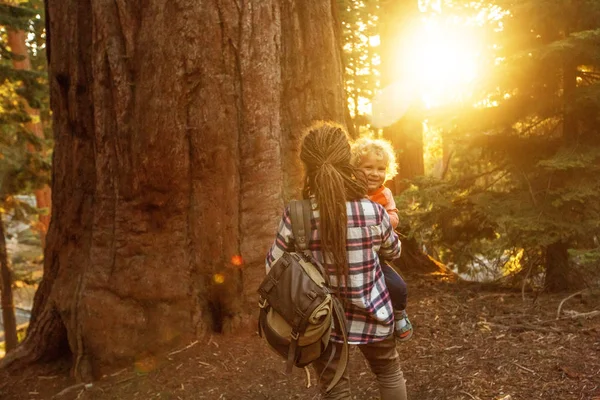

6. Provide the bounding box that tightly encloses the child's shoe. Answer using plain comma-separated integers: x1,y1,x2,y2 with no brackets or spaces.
394,310,413,342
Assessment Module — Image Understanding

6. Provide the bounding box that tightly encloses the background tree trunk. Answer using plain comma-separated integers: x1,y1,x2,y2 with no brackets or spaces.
0,217,18,352
544,242,579,291
543,47,580,291
6,29,52,245
377,0,434,273
2,0,348,380
378,0,424,192
387,115,424,193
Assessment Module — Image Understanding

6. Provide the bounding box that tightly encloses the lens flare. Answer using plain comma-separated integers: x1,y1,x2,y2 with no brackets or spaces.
134,355,158,374
213,273,225,284
231,255,244,267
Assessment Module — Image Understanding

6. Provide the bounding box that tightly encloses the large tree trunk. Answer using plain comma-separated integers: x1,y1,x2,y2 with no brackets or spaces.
0,217,18,352
2,0,347,380
279,0,348,200
242,0,348,298
6,29,52,245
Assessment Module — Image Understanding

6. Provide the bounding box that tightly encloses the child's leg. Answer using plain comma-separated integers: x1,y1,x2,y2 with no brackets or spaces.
381,262,412,341
381,262,408,311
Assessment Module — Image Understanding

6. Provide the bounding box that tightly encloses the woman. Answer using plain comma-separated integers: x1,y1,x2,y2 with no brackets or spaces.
265,122,407,399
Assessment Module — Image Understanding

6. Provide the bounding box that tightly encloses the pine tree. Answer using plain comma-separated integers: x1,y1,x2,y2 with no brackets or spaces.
0,0,50,353
5,0,51,244
402,0,600,289
338,0,380,134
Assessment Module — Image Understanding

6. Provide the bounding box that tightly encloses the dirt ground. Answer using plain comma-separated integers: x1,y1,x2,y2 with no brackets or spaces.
1,273,599,400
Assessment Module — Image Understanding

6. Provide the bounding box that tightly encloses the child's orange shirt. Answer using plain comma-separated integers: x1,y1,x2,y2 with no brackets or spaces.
368,186,399,229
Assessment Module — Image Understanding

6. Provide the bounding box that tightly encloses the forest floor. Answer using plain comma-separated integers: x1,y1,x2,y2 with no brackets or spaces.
1,272,599,400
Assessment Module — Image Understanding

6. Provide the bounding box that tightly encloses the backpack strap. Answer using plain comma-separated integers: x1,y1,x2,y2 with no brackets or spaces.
290,199,312,252
290,200,350,393
290,199,329,281
286,199,311,374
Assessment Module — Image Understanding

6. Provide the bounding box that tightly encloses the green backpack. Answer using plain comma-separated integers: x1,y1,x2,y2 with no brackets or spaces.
257,199,348,392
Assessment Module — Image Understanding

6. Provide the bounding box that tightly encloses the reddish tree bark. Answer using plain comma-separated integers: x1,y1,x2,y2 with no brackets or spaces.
1,0,348,380
279,0,348,200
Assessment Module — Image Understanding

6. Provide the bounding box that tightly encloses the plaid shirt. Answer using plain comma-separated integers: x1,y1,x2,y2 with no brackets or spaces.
265,198,401,344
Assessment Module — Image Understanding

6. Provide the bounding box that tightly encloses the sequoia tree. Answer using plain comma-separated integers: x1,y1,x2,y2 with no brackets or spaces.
1,0,347,380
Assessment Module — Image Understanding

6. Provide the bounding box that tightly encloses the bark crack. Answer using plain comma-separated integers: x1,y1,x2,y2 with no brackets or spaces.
182,35,204,332
233,0,247,300
98,0,133,278
185,98,200,333
71,270,88,381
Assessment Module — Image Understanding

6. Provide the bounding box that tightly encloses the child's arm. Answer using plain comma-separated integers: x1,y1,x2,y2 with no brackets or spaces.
383,188,399,229
387,209,399,229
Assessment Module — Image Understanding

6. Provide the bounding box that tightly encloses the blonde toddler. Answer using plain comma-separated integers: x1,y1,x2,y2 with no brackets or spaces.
351,136,413,341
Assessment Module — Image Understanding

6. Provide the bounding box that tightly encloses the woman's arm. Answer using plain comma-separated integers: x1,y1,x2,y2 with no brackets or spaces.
265,205,295,273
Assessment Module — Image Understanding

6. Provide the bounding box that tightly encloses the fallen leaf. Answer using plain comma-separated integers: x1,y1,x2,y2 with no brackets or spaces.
557,365,582,379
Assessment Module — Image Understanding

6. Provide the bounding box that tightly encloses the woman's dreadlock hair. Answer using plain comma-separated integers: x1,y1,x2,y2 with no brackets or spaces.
300,121,368,291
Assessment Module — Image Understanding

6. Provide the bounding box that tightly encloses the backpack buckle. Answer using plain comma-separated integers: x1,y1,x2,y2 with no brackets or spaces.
258,298,268,309
290,330,299,340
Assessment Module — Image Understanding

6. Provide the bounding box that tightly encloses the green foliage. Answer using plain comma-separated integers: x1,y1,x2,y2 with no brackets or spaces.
0,0,50,225
338,0,380,128
0,3,36,34
402,0,600,281
569,246,600,266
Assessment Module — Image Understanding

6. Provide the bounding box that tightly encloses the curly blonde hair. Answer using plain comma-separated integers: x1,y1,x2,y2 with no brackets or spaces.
350,136,398,182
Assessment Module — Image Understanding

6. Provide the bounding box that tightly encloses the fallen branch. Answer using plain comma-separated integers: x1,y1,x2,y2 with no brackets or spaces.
556,289,587,319
109,368,127,377
527,308,599,325
304,366,312,388
115,376,136,385
486,321,559,333
562,310,600,319
459,390,480,400
513,362,536,375
444,345,464,351
51,383,85,398
521,263,534,302
38,375,58,380
168,340,199,356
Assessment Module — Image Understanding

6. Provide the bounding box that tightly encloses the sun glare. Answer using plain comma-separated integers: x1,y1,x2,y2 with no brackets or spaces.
363,4,507,126
370,16,484,127
400,17,482,108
